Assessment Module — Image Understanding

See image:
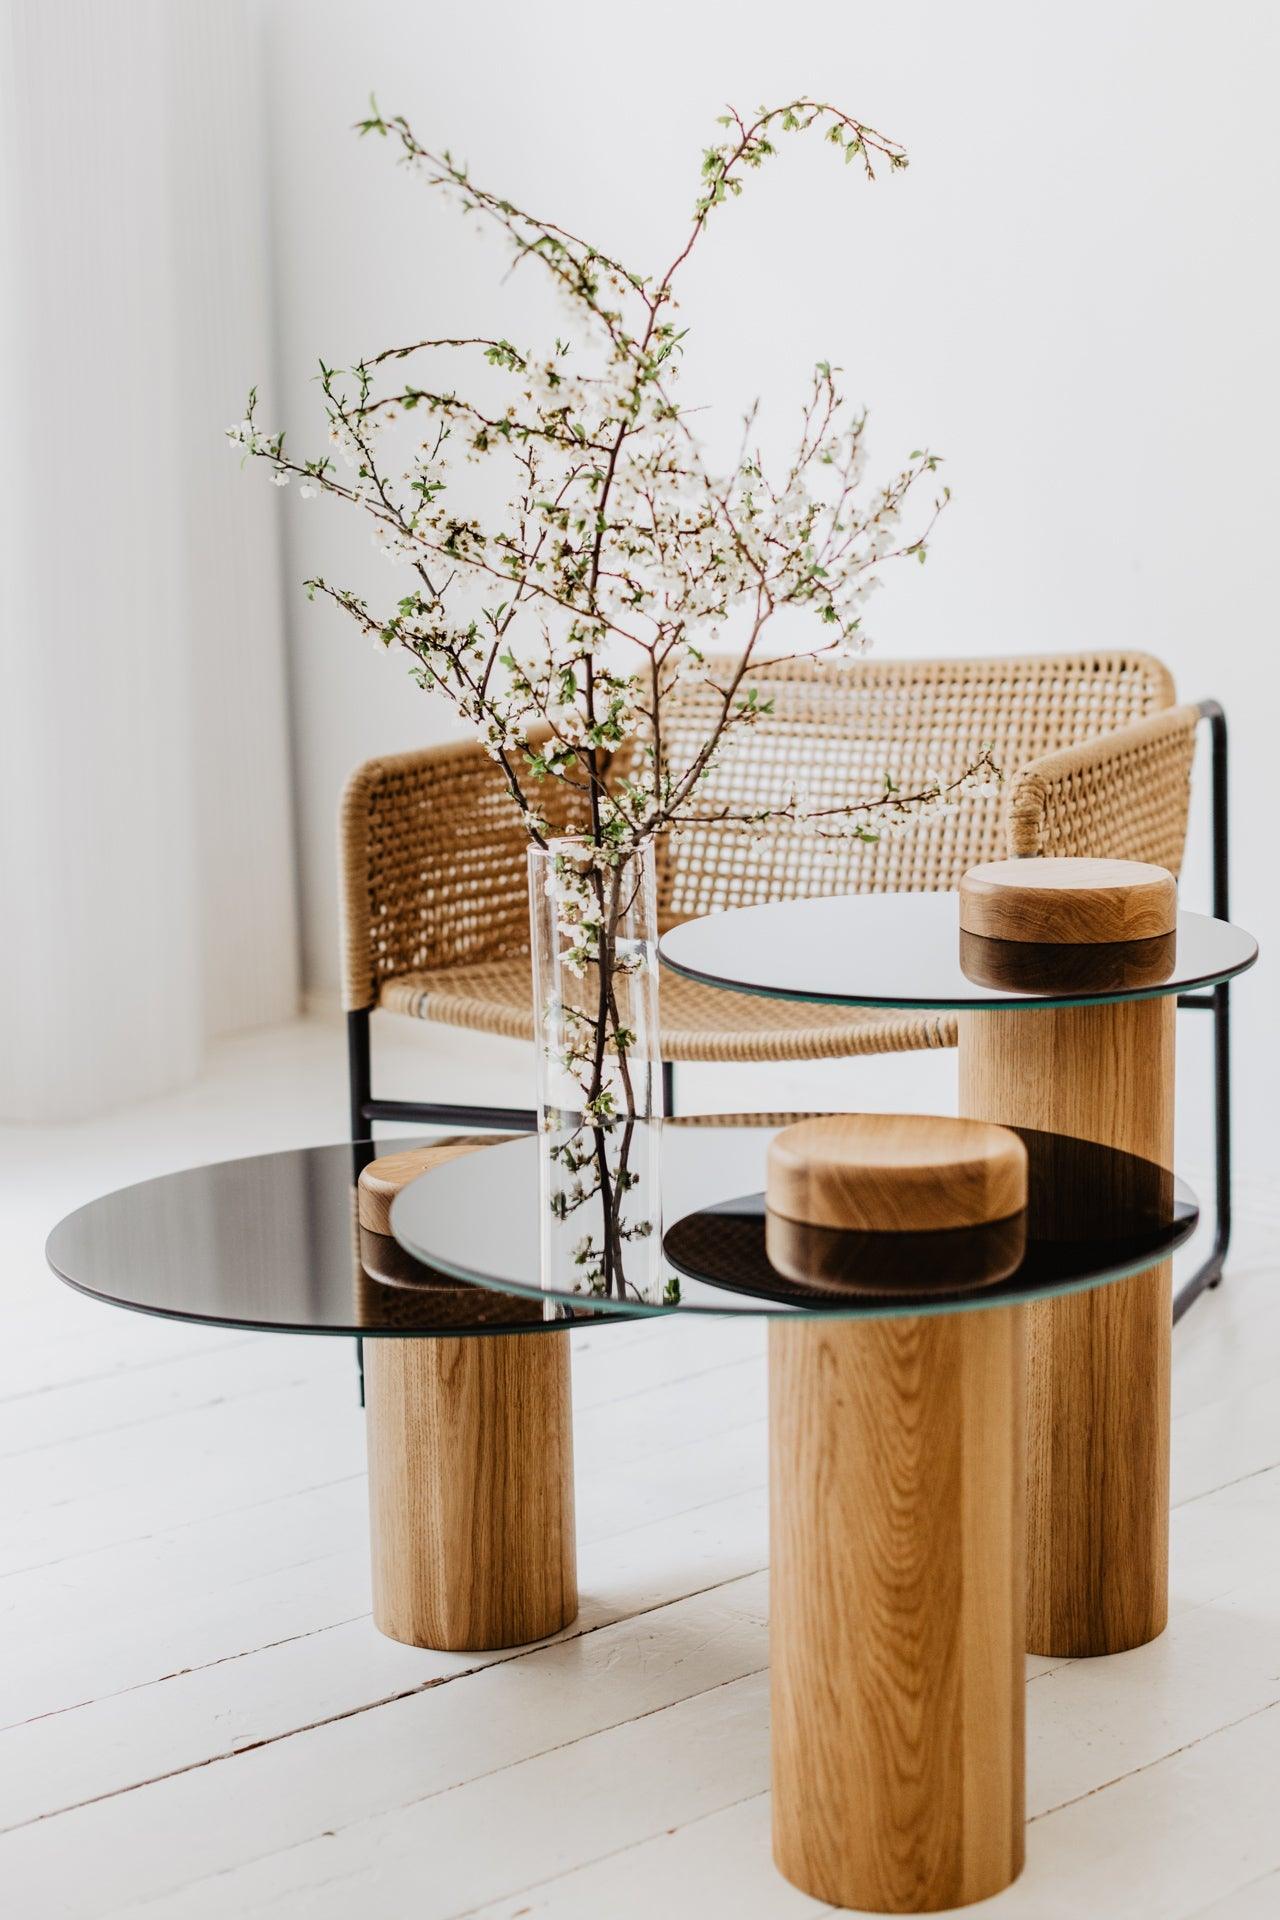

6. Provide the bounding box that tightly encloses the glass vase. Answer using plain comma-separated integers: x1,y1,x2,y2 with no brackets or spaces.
527,839,666,1306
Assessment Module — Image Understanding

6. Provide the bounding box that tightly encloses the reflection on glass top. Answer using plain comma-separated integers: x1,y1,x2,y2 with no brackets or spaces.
392,1123,1198,1322
658,894,1257,1011
45,1140,614,1338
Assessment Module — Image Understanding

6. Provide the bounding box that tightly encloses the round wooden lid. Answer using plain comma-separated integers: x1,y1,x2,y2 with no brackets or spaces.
959,858,1177,945
766,1113,1027,1234
357,1136,507,1236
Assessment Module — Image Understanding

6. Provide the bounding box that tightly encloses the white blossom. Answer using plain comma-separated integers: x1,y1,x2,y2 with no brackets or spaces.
225,98,989,1283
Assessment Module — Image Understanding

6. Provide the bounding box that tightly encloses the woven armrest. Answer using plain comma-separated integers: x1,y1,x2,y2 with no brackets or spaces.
340,736,586,1012
1004,705,1199,873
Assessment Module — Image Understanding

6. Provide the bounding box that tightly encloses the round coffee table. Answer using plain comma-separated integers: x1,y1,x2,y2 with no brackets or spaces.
393,1121,1197,1321
392,1118,1197,1913
658,892,1256,1660
656,893,1256,1012
45,1139,615,1655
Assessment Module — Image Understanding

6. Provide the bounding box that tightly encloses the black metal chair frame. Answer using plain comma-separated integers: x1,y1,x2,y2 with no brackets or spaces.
347,700,1232,1327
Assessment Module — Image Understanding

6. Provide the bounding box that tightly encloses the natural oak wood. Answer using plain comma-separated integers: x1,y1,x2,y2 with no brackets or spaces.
766,1113,1027,1234
765,1208,1027,1296
959,857,1177,945
958,927,1177,994
770,1307,1026,1912
355,1228,548,1330
959,993,1175,1656
365,1332,576,1652
356,1136,508,1236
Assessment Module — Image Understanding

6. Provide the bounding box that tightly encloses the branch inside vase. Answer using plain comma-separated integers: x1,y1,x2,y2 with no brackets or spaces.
539,844,658,1302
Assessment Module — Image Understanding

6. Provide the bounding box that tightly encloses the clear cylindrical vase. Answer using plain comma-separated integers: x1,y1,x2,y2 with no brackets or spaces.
528,839,665,1306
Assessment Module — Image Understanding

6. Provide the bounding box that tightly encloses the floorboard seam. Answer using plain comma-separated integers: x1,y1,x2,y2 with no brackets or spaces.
1027,1697,1280,1823
1183,1862,1280,1919
1172,1459,1280,1510
0,1336,262,1407
105,1669,773,1920
446,1790,783,1920
0,1612,374,1735
0,1375,324,1462
0,1471,368,1584
2,1575,771,1833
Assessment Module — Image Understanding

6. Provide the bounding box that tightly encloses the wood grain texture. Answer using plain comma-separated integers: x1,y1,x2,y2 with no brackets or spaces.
959,857,1177,944
354,1232,549,1330
356,1136,508,1235
957,927,1177,994
769,1308,1026,1912
959,993,1175,1656
365,1332,576,1651
766,1113,1027,1233
765,1208,1028,1296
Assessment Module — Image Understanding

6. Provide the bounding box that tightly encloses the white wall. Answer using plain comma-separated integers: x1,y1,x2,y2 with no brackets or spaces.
260,0,1278,1180
0,0,299,1120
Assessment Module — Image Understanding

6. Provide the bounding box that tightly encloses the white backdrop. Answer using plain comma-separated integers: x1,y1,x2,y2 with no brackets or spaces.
8,3,1268,1161
0,0,299,1120
261,0,1277,1184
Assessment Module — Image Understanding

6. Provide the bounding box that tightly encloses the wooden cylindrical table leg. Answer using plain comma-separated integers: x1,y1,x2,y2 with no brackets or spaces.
365,1331,576,1651
959,996,1175,1656
770,1308,1026,1914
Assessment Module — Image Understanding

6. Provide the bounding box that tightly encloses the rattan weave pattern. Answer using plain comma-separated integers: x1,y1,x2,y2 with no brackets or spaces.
340,737,586,1013
341,650,1196,1068
626,652,1178,924
380,958,957,1062
1005,704,1197,865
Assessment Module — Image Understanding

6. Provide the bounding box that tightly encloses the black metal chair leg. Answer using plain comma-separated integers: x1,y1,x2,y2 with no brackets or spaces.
1173,979,1231,1324
347,1010,373,1407
1173,700,1232,1327
663,1060,676,1116
1207,979,1232,1292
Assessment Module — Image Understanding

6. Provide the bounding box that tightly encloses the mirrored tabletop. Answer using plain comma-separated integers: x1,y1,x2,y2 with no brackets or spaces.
45,1140,616,1337
392,1122,1198,1321
658,894,1257,1011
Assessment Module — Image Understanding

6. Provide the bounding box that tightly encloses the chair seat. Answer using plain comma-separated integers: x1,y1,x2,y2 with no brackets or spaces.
379,957,957,1064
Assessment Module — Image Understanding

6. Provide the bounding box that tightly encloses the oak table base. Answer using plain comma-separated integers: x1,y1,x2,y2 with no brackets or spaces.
769,1309,1026,1914
365,1331,577,1652
959,995,1175,1656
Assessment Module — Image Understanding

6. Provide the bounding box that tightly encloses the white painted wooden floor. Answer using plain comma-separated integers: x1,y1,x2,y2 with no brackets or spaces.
3,1015,1279,1918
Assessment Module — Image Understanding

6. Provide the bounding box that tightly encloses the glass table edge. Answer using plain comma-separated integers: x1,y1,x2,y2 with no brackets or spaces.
42,1136,626,1339
43,1262,613,1340
41,1130,1204,1336
390,1179,1201,1323
658,934,1257,1014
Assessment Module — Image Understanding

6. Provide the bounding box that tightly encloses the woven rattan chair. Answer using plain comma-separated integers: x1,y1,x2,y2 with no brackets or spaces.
341,651,1231,1318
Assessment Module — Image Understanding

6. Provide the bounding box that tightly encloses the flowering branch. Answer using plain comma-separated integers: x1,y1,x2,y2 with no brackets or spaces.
228,98,994,1302
228,97,980,862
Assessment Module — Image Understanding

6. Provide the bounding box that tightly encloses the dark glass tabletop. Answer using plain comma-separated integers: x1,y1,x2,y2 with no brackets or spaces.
392,1122,1198,1321
44,1140,615,1338
658,894,1257,1011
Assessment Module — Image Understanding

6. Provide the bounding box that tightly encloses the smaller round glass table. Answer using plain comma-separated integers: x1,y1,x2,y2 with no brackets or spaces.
391,1120,1198,1319
658,894,1257,1010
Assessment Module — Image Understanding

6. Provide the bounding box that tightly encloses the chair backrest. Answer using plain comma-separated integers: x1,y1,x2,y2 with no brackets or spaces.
631,651,1175,928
